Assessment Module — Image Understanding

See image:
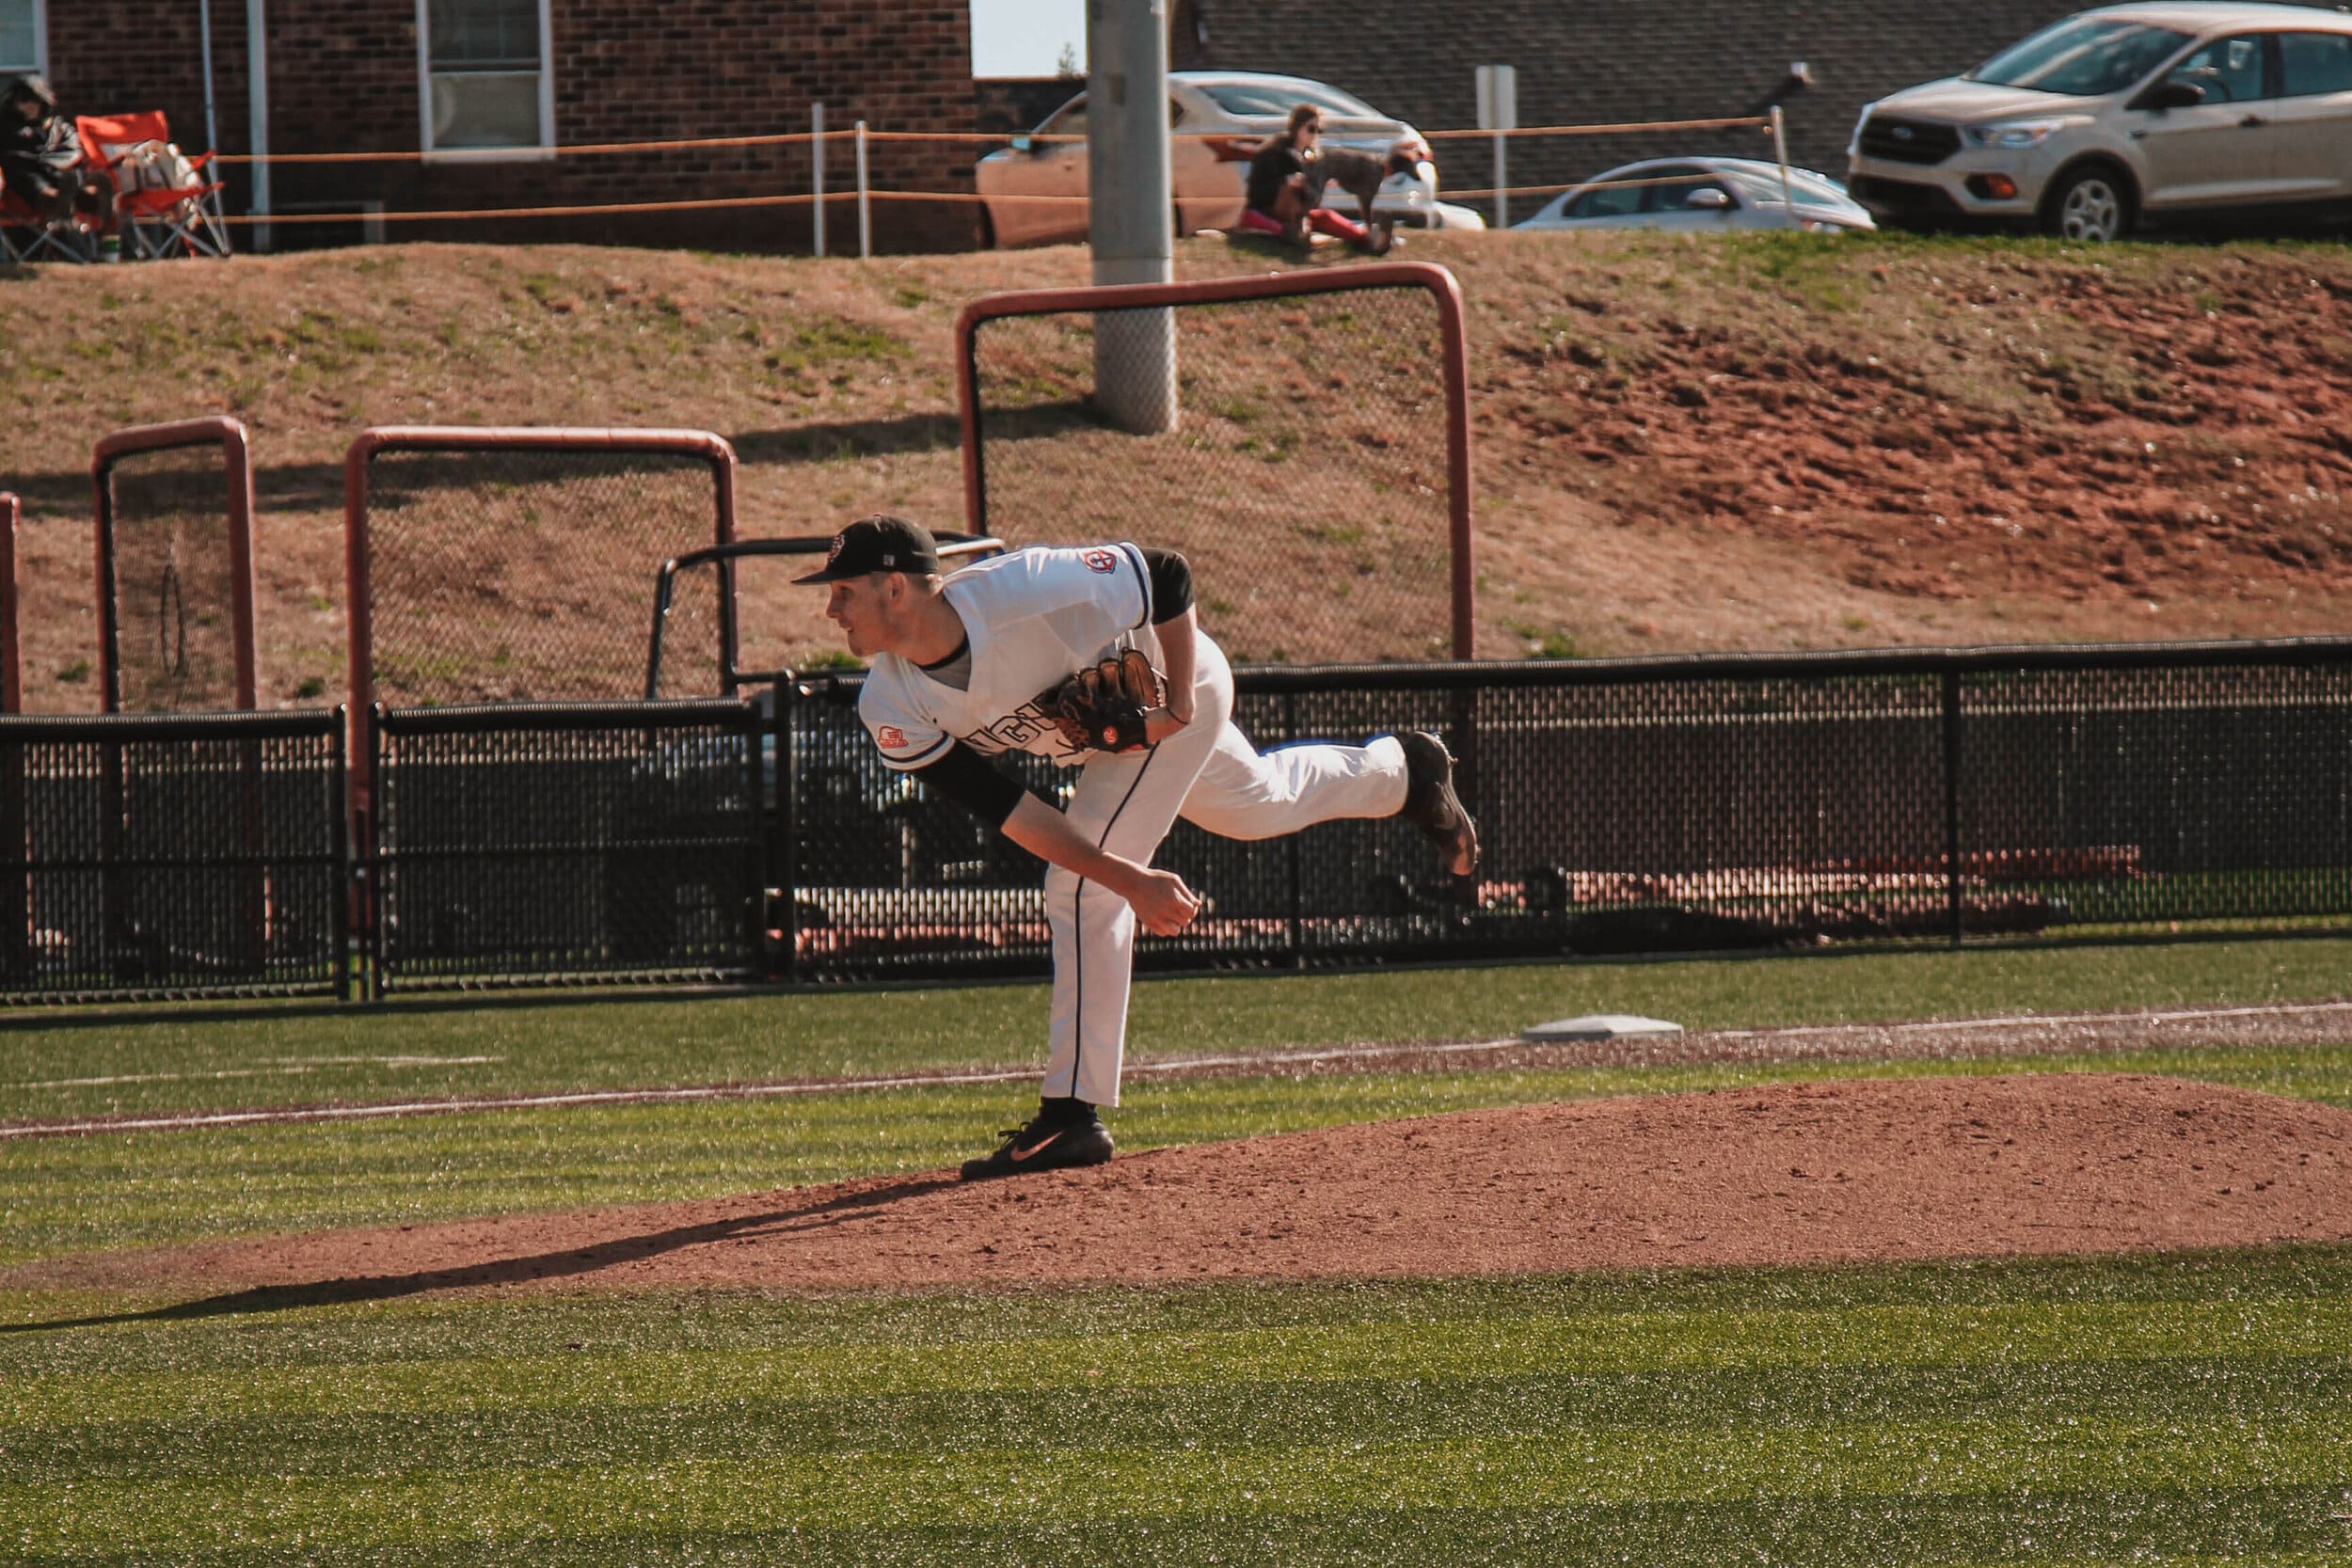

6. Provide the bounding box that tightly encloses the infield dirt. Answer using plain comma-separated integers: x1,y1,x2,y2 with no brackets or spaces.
26,1071,2352,1301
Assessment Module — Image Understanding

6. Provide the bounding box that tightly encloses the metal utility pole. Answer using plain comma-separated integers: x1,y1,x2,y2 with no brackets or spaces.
1086,0,1177,435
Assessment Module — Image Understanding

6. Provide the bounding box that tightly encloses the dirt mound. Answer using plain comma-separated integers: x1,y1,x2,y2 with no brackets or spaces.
32,1072,2352,1300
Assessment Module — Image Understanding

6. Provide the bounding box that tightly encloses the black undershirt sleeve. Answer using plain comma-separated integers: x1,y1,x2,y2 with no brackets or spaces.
1139,547,1194,625
913,740,1028,830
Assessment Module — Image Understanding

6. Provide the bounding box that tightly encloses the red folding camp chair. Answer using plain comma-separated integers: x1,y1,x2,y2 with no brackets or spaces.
0,166,97,262
74,112,230,260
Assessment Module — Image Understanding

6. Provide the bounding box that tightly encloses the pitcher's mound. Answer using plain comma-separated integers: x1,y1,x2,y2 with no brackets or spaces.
50,1072,2352,1298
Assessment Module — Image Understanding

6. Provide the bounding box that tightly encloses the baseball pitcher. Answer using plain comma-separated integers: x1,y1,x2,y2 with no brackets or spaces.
798,515,1477,1180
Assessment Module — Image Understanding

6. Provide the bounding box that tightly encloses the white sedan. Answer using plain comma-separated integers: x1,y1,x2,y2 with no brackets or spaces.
977,71,1484,248
1515,157,1878,234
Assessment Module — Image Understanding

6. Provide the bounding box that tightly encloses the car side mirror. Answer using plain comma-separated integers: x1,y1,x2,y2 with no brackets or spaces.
1010,133,1035,153
2141,80,2204,111
1686,187,1731,210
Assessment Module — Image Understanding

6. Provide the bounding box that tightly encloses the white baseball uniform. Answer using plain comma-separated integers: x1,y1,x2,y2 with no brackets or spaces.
857,543,1409,1106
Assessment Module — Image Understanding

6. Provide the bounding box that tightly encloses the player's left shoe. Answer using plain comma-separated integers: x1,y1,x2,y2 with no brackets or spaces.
960,1107,1115,1180
1398,731,1480,877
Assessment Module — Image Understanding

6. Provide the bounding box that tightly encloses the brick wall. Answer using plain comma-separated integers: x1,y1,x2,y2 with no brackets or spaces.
1171,0,2345,209
40,0,982,252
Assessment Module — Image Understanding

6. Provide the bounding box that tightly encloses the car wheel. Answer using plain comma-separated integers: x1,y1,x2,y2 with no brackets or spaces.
977,204,998,250
2042,166,2132,242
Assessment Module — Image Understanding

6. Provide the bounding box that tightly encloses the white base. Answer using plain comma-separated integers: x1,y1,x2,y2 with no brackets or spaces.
1521,1014,1684,1043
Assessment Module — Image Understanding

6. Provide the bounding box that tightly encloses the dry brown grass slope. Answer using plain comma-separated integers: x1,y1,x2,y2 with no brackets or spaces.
3,230,2348,710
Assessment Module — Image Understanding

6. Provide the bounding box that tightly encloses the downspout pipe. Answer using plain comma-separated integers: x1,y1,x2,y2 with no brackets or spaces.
246,0,271,251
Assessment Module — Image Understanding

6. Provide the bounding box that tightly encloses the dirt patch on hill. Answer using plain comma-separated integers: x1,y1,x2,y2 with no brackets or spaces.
28,1073,2352,1301
8,237,2352,708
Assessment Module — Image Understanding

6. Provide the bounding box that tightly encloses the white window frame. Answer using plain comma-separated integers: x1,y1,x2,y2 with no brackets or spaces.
415,0,556,164
0,0,48,76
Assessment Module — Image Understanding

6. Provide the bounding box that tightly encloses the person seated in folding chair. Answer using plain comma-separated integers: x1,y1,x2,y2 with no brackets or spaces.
1236,103,1377,252
75,110,230,259
1,75,102,230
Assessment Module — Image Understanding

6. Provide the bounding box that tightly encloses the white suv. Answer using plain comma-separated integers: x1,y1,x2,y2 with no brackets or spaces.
1848,2,2352,240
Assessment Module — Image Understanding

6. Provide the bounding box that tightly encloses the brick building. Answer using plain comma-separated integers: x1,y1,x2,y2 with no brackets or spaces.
1167,0,2341,207
8,0,980,251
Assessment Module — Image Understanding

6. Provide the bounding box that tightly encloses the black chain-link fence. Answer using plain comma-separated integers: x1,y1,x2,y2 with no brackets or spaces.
1959,660,2352,931
8,641,2349,1002
772,640,2352,980
965,272,1467,664
0,709,345,1002
354,443,732,706
370,700,765,990
99,440,249,713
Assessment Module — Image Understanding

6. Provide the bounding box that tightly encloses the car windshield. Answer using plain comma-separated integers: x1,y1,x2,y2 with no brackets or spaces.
1966,18,2191,95
1720,166,1856,207
1198,79,1382,119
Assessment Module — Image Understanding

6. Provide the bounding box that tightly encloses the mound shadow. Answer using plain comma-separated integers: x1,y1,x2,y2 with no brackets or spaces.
2,1173,956,1335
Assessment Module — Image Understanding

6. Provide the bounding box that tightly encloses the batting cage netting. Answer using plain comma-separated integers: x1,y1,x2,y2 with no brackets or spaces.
344,428,739,714
957,262,1473,665
95,419,260,714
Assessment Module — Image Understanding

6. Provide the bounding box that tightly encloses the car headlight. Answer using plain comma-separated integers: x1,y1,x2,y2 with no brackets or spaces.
1961,119,2068,150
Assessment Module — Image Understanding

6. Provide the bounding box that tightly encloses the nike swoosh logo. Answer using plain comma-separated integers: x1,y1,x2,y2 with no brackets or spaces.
1009,1131,1063,1162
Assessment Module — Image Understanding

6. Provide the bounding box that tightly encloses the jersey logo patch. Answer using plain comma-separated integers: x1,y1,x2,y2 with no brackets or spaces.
1082,548,1118,574
966,700,1073,757
877,725,908,749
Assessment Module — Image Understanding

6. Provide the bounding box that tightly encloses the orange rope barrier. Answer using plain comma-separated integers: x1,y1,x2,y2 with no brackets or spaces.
218,190,825,223
206,114,1777,166
1422,116,1769,140
212,128,845,166
210,170,1781,225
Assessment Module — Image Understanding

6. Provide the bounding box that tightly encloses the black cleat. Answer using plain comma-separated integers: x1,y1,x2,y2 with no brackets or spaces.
960,1110,1115,1180
1398,731,1480,878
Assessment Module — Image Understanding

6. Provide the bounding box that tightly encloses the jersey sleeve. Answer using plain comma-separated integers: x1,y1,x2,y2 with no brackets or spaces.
857,673,951,772
987,543,1152,634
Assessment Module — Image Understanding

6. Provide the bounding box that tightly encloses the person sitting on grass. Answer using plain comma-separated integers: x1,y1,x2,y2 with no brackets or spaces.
1235,103,1378,252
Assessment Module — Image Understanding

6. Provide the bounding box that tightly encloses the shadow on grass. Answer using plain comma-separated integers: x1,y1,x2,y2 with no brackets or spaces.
1,1172,960,1335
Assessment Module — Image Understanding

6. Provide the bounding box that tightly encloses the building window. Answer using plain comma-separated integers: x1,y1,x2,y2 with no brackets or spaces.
0,0,45,75
419,0,552,153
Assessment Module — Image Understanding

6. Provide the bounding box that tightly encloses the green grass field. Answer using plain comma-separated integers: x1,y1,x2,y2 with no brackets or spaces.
7,941,2352,1563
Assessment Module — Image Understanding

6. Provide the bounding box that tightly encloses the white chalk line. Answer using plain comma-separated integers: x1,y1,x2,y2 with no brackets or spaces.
4,1055,508,1092
4,999,2346,1141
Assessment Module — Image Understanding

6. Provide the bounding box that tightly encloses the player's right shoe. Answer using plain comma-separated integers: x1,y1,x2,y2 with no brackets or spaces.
959,1108,1115,1180
1398,731,1480,878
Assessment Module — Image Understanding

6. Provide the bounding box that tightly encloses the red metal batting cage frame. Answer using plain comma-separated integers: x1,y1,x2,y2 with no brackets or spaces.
93,416,262,713
1,491,19,714
954,261,1477,659
342,426,740,817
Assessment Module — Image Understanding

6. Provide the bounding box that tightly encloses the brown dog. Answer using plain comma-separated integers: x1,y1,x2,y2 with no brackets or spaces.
1302,137,1430,254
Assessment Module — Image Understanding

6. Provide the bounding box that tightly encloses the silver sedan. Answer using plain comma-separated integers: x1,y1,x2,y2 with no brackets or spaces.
977,71,1479,248
1515,157,1878,234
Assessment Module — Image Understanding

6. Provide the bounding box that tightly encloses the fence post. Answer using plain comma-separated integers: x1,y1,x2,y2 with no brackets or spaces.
1476,65,1517,229
812,103,826,258
1283,689,1303,964
1493,126,1508,229
1772,105,1794,215
855,119,871,260
1941,667,1964,946
331,705,352,1001
776,679,800,983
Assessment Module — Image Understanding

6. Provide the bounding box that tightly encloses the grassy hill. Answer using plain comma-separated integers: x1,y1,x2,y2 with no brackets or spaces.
4,230,2348,709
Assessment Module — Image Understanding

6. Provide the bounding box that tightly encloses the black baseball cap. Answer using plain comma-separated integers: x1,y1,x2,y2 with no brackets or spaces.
793,515,943,583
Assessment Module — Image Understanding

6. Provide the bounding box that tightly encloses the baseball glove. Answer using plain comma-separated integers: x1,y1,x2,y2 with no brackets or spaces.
1047,647,1166,753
